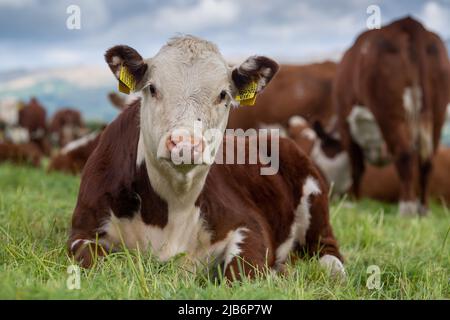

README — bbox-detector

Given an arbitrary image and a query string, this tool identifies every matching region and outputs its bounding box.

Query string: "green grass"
[0,162,449,299]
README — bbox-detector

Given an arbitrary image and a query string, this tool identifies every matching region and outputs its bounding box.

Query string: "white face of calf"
[105,36,278,176]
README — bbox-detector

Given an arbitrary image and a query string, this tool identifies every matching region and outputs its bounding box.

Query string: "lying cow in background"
[48,93,133,175]
[69,36,344,280]
[227,61,337,131]
[334,17,450,216]
[47,131,102,175]
[288,117,450,205]
[49,108,87,147]
[0,142,42,167]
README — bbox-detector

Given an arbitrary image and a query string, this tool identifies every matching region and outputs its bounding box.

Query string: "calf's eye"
[219,90,227,101]
[149,84,157,97]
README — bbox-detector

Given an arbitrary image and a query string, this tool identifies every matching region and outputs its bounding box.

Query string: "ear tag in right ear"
[235,81,258,106]
[118,65,135,94]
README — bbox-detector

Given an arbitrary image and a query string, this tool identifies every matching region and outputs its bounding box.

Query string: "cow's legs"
[223,229,274,281]
[340,121,365,198]
[299,187,345,278]
[418,158,432,216]
[68,208,109,268]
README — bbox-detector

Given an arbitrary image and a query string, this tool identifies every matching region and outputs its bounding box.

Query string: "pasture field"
[0,162,448,300]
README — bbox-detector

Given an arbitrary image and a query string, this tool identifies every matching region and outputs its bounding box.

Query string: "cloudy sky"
[1,0,449,71]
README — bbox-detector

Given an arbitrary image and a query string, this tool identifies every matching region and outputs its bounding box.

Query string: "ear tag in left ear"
[235,81,258,106]
[118,65,135,94]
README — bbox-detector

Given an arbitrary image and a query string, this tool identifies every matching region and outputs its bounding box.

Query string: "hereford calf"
[69,36,344,279]
[334,17,450,216]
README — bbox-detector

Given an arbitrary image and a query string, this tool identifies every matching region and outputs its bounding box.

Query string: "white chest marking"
[101,208,248,268]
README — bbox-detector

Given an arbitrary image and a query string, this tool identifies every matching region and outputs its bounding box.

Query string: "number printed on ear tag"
[118,65,135,94]
[235,81,258,106]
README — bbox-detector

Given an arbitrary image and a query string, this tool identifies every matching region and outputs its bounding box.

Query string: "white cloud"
[0,0,36,8]
[153,0,239,32]
[418,1,450,37]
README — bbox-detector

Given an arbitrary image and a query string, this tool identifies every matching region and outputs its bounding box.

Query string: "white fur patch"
[223,227,248,267]
[301,128,317,141]
[275,176,321,268]
[288,115,307,127]
[61,131,99,155]
[5,127,29,144]
[347,105,387,165]
[0,97,20,126]
[399,200,418,217]
[319,254,346,278]
[70,239,94,251]
[311,142,351,196]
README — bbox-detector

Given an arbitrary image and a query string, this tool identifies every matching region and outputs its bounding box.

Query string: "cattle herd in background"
[1,17,450,214]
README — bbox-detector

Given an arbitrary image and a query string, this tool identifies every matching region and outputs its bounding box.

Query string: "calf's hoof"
[398,201,419,217]
[319,254,346,280]
[418,204,429,217]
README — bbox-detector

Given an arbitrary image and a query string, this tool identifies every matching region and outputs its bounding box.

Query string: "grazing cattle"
[69,36,344,280]
[227,61,337,130]
[18,97,50,155]
[48,94,133,175]
[49,108,87,147]
[0,142,42,167]
[333,17,450,216]
[48,131,102,175]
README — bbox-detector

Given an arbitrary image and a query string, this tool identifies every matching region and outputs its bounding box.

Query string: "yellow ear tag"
[235,81,258,106]
[118,65,135,94]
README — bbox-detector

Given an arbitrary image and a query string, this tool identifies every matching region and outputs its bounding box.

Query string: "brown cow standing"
[49,108,86,147]
[334,17,450,216]
[228,61,337,130]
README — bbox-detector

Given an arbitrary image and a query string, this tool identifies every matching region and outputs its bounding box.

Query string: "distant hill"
[0,66,122,122]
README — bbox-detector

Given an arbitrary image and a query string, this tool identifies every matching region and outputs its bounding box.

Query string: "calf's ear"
[105,45,148,93]
[231,56,279,99]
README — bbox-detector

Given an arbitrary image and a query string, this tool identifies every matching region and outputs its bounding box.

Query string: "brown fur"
[360,147,450,205]
[69,102,342,278]
[228,62,337,130]
[0,142,42,167]
[333,17,450,214]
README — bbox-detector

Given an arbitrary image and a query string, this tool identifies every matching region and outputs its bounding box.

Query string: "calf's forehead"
[150,47,230,91]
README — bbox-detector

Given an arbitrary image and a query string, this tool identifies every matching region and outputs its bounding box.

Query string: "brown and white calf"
[334,17,450,216]
[69,36,344,279]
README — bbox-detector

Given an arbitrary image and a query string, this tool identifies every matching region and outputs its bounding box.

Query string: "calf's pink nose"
[166,134,204,152]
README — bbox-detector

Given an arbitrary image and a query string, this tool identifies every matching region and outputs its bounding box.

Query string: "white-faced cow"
[69,36,344,280]
[334,17,450,216]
